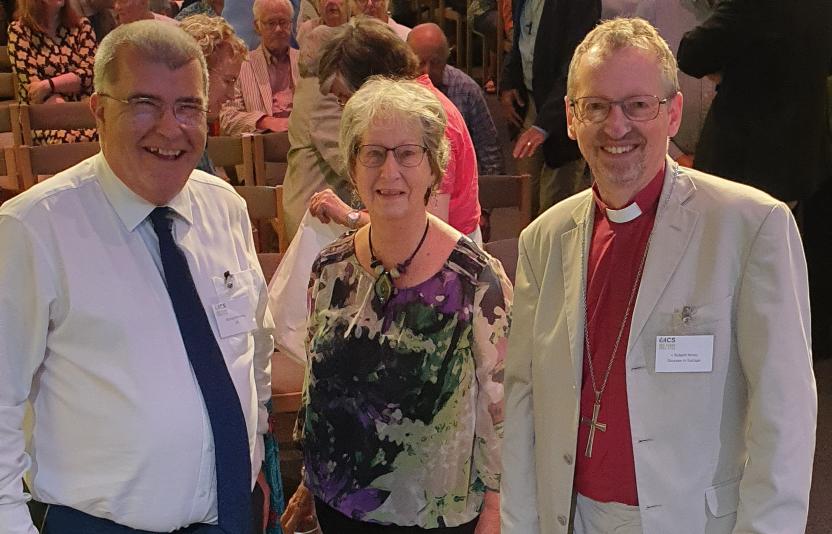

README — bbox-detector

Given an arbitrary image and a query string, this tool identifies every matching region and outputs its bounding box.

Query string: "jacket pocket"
[705,475,741,517]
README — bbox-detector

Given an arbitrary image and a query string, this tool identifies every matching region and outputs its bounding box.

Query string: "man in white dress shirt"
[0,21,274,534]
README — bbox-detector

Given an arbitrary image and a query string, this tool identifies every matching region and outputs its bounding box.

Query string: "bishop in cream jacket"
[501,157,816,534]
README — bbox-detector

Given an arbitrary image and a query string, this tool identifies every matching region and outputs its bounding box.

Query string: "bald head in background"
[406,22,506,175]
[406,23,449,87]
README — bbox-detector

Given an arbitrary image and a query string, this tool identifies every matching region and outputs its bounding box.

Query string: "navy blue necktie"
[149,207,251,534]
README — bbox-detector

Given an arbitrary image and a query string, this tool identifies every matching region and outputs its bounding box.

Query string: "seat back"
[252,131,290,186]
[483,237,519,285]
[257,252,284,284]
[0,46,11,73]
[478,174,532,228]
[0,72,16,103]
[206,134,254,185]
[0,146,18,196]
[234,184,288,253]
[13,142,100,190]
[11,101,96,146]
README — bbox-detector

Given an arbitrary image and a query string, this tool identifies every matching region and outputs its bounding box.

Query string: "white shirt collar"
[605,202,643,223]
[95,152,194,232]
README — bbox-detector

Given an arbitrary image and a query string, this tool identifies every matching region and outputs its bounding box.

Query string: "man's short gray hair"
[94,20,208,95]
[253,0,294,21]
[567,17,680,98]
[340,77,450,188]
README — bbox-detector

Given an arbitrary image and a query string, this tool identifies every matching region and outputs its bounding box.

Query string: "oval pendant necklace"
[368,219,430,305]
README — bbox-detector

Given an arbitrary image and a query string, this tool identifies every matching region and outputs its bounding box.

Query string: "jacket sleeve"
[677,0,750,79]
[499,0,525,94]
[500,235,541,534]
[533,0,600,135]
[220,75,267,136]
[308,92,347,182]
[733,203,815,532]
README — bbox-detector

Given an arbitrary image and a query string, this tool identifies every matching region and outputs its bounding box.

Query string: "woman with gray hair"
[285,77,510,533]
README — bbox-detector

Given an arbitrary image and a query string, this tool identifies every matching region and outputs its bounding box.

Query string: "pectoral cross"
[580,392,607,458]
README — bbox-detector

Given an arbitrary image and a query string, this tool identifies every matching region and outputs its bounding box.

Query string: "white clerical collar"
[606,202,643,223]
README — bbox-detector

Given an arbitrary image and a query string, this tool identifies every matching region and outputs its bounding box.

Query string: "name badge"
[212,295,256,338]
[655,335,714,373]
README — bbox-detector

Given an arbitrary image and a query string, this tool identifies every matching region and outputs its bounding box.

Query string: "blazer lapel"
[627,159,699,358]
[562,194,593,389]
[253,47,273,113]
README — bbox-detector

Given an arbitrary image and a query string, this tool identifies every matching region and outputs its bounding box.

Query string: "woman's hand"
[280,483,321,534]
[309,189,352,227]
[26,79,53,104]
[474,491,501,534]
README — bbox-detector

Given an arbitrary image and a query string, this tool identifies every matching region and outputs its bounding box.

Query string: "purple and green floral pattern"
[300,234,511,528]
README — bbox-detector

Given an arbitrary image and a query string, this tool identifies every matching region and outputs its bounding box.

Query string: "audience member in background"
[467,0,498,92]
[7,0,97,144]
[176,0,224,20]
[179,14,247,173]
[220,0,298,135]
[678,0,832,363]
[69,0,117,40]
[408,23,505,175]
[286,76,510,534]
[296,0,347,43]
[313,17,482,243]
[501,18,815,533]
[350,0,409,40]
[499,0,598,217]
[0,20,274,534]
[282,24,349,239]
[114,0,177,24]
[677,0,831,204]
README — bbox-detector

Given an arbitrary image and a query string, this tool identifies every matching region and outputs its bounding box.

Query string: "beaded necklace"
[368,219,430,304]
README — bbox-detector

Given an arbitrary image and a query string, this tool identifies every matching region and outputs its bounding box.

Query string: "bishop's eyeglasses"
[569,95,671,123]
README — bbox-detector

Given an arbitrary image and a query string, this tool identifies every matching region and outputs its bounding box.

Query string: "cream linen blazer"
[501,158,816,534]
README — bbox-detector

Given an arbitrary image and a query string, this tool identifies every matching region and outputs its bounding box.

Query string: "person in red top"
[303,16,483,244]
[501,17,815,534]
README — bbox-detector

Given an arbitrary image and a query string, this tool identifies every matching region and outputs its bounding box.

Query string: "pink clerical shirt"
[574,168,664,506]
[414,74,480,235]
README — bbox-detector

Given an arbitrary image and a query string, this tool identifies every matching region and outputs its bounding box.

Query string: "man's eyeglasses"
[569,95,671,123]
[257,18,292,30]
[356,144,428,168]
[98,93,208,126]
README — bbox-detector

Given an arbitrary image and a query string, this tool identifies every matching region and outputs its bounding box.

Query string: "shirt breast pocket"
[211,268,259,355]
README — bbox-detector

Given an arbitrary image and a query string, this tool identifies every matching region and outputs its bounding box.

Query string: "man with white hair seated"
[220,0,299,135]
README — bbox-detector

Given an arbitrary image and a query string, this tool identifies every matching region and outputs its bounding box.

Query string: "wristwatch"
[346,209,362,230]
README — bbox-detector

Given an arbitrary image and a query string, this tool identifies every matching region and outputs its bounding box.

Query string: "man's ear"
[565,95,577,140]
[90,93,105,123]
[667,91,683,138]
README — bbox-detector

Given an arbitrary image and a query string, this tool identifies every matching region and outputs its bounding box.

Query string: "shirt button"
[558,514,567,525]
[563,453,573,465]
